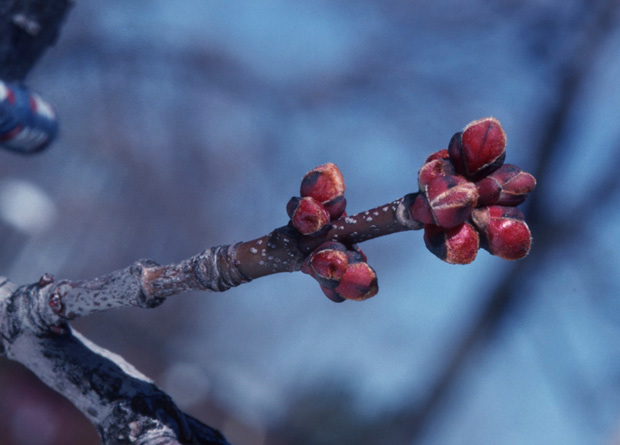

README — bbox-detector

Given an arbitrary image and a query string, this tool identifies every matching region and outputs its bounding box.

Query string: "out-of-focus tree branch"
[0,0,73,81]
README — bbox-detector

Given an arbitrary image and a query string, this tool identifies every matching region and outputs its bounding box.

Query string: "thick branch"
[0,279,228,444]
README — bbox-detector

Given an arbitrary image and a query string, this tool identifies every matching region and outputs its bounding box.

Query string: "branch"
[0,0,73,81]
[40,194,420,321]
[0,278,229,444]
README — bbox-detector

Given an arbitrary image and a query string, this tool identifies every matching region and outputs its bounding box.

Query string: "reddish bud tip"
[476,165,537,206]
[425,149,450,163]
[448,117,507,180]
[424,175,479,228]
[418,158,456,190]
[309,242,349,288]
[424,222,479,264]
[333,261,379,301]
[472,206,532,260]
[300,163,346,204]
[289,196,330,235]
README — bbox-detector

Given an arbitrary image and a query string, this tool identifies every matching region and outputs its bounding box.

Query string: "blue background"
[1,1,620,444]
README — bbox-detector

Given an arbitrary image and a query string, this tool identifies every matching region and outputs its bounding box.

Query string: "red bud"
[418,158,456,190]
[472,206,532,260]
[333,261,378,301]
[448,117,506,180]
[425,149,450,163]
[476,165,537,206]
[424,175,478,228]
[493,164,536,206]
[410,194,435,225]
[323,195,347,220]
[308,242,349,288]
[423,222,479,264]
[288,196,330,235]
[475,177,502,207]
[300,163,345,204]
[349,244,367,263]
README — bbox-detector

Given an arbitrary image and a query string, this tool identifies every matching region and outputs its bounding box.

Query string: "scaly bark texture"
[0,279,229,444]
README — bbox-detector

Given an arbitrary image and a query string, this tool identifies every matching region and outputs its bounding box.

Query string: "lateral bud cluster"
[287,164,378,302]
[287,163,346,235]
[301,241,378,303]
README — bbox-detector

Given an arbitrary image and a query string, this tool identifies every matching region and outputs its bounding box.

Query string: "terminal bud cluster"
[411,117,536,263]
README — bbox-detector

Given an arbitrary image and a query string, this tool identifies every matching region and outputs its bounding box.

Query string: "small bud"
[475,177,502,207]
[418,158,456,190]
[287,196,330,235]
[333,261,378,301]
[349,244,368,263]
[425,149,450,163]
[286,196,301,219]
[308,241,349,289]
[323,195,347,220]
[476,165,537,206]
[448,117,506,180]
[472,206,532,260]
[300,163,345,204]
[410,193,435,225]
[424,175,478,228]
[491,164,536,206]
[423,222,479,264]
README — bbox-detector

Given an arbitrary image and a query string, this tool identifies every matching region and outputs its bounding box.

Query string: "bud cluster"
[287,163,346,235]
[301,241,378,302]
[287,163,378,302]
[286,118,536,302]
[411,117,536,263]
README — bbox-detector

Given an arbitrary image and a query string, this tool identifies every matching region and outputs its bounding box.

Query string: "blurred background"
[1,0,620,443]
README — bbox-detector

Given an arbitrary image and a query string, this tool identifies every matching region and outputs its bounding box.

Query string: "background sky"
[2,1,620,444]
